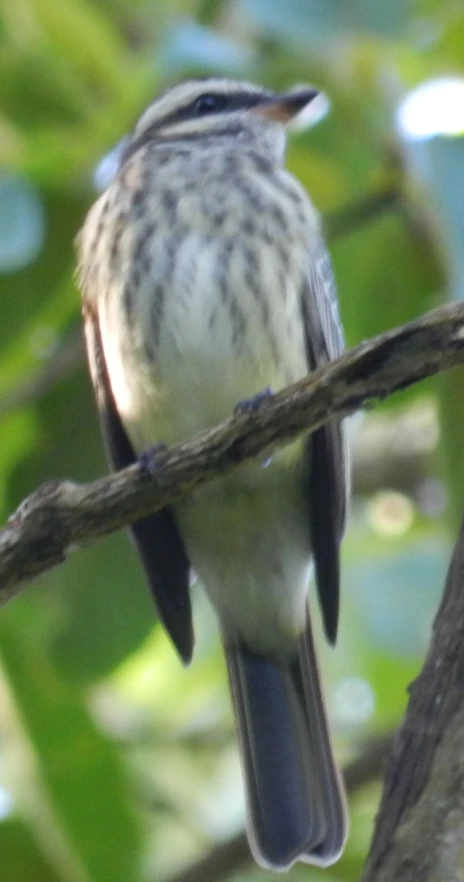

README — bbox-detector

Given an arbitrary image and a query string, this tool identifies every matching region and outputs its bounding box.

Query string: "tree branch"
[0,302,464,604]
[163,733,394,882]
[362,514,464,882]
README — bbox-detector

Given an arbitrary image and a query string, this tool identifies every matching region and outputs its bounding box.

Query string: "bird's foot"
[234,388,275,468]
[138,442,168,479]
[234,387,274,416]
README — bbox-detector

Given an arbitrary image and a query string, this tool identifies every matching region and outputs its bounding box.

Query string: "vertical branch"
[362,516,464,882]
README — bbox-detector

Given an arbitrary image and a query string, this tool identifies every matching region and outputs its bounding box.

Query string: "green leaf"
[0,597,141,882]
[0,816,62,882]
[331,210,443,348]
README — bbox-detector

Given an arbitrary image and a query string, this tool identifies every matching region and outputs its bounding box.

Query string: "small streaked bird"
[78,77,350,871]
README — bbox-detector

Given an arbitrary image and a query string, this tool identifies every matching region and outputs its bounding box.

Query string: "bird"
[77,76,350,871]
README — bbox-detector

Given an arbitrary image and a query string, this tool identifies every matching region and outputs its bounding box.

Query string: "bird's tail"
[224,615,347,871]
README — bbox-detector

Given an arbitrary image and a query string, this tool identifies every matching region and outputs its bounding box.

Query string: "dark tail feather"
[225,616,347,870]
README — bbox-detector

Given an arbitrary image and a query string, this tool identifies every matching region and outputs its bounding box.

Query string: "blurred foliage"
[0,0,463,880]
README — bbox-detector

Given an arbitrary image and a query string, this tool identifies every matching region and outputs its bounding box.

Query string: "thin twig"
[326,187,400,241]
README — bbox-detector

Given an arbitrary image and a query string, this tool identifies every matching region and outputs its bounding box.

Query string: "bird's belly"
[175,461,312,655]
[104,230,308,449]
[100,232,312,653]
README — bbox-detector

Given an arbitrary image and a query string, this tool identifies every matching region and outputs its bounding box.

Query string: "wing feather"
[301,237,349,644]
[83,303,193,663]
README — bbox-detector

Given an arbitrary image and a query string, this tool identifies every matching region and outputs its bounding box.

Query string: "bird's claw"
[234,387,274,416]
[138,442,168,479]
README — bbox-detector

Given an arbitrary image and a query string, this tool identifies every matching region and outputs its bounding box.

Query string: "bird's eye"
[192,94,229,116]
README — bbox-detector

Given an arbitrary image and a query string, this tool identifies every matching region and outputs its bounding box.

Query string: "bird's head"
[124,78,318,162]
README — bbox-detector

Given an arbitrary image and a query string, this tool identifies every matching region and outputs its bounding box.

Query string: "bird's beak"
[251,89,319,123]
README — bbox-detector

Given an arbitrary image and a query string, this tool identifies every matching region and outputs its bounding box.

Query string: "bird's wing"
[82,302,194,664]
[300,237,349,644]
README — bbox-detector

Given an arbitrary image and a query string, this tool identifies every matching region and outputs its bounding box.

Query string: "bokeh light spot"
[0,174,45,274]
[397,77,464,141]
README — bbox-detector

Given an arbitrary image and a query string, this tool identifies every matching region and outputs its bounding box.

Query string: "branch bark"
[362,515,464,882]
[0,302,464,604]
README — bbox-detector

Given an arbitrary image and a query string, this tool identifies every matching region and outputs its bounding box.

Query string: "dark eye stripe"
[121,89,273,162]
[164,90,269,126]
